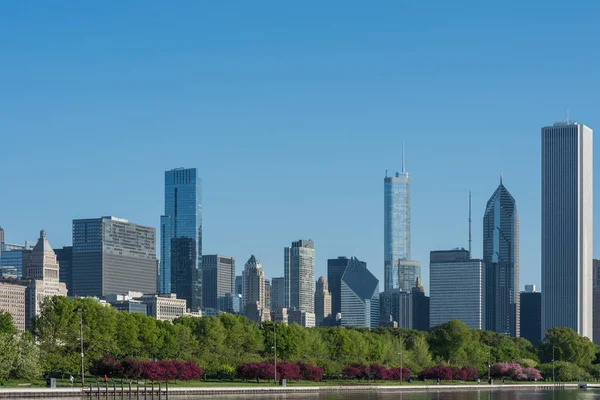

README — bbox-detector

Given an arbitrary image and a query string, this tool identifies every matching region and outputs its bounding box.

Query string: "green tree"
[0,311,16,335]
[539,361,587,382]
[539,327,596,366]
[428,319,472,364]
[0,333,18,383]
[11,332,42,380]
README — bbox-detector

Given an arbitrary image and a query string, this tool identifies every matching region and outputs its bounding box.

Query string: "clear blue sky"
[2,2,600,294]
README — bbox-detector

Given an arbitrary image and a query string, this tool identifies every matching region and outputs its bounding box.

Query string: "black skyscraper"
[327,256,366,317]
[520,290,541,345]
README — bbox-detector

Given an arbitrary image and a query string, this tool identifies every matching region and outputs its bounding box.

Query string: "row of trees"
[90,355,203,381]
[0,296,596,382]
[0,313,42,383]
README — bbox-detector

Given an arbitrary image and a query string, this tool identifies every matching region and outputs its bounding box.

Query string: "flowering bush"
[342,364,366,379]
[419,365,453,381]
[276,361,302,381]
[388,367,411,381]
[523,367,542,381]
[139,360,203,382]
[120,358,143,380]
[298,363,324,381]
[369,364,389,380]
[490,363,541,381]
[237,362,274,380]
[90,354,122,378]
[342,364,411,381]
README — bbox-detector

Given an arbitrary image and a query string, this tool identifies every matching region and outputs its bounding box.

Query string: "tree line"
[0,296,598,383]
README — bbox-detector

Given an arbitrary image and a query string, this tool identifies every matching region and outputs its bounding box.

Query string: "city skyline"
[4,2,600,296]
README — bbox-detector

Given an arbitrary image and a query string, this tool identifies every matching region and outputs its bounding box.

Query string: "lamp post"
[73,308,86,387]
[274,323,277,385]
[398,351,403,385]
[488,346,491,384]
[552,346,555,384]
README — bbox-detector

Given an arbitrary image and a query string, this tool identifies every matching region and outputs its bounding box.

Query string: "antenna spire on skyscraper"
[468,191,472,258]
[402,142,406,173]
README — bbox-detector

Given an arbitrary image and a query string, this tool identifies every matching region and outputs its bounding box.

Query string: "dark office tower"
[542,122,593,339]
[235,275,243,296]
[72,217,157,297]
[327,256,367,317]
[411,277,430,331]
[0,227,4,257]
[271,277,285,310]
[520,285,541,346]
[160,168,202,311]
[483,177,520,337]
[54,246,73,296]
[341,257,379,329]
[201,255,235,310]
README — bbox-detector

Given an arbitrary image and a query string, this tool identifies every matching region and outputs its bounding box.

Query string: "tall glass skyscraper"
[483,178,520,337]
[384,150,418,292]
[542,122,593,339]
[160,168,203,311]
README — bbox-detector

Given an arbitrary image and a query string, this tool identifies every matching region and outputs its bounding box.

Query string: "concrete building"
[0,282,26,332]
[328,257,367,317]
[271,277,285,311]
[54,246,72,296]
[264,278,271,314]
[340,257,379,329]
[379,289,412,329]
[218,293,242,313]
[242,255,266,311]
[484,177,520,337]
[24,230,68,330]
[289,310,315,327]
[430,249,485,329]
[284,240,315,312]
[542,122,593,339]
[160,168,203,311]
[104,294,148,315]
[245,301,270,324]
[72,217,157,297]
[520,285,542,346]
[139,293,187,322]
[201,255,235,310]
[412,277,430,331]
[314,276,332,326]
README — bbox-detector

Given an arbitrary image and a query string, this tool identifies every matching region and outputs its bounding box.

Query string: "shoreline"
[0,383,587,398]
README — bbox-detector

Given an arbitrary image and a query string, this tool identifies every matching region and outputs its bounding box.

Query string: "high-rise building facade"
[0,242,33,278]
[264,278,271,314]
[328,256,367,317]
[483,178,520,337]
[271,277,285,310]
[0,282,26,333]
[242,255,266,310]
[235,275,243,295]
[542,122,593,339]
[201,255,235,310]
[0,227,4,257]
[520,285,541,345]
[430,249,485,329]
[24,230,68,330]
[314,276,332,326]
[412,277,430,331]
[385,259,421,292]
[341,257,379,329]
[160,168,202,311]
[54,246,73,296]
[72,217,157,297]
[284,240,315,312]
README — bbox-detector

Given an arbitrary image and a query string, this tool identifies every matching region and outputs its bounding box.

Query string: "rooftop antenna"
[385,169,388,178]
[468,191,472,259]
[402,142,406,173]
[567,110,570,123]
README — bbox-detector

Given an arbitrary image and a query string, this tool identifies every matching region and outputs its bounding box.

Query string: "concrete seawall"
[0,383,582,398]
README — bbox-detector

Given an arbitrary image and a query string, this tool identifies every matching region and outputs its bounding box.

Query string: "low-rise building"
[139,293,187,322]
[288,310,315,327]
[0,282,26,332]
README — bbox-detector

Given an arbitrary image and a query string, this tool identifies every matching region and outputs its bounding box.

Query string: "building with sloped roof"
[340,257,379,329]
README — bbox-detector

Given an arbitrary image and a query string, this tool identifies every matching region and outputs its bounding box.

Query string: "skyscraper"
[264,278,271,314]
[160,168,203,311]
[0,227,4,257]
[430,249,485,329]
[201,255,235,310]
[242,255,266,310]
[54,246,73,296]
[483,178,520,337]
[24,230,68,330]
[341,257,379,329]
[412,277,430,331]
[314,276,332,326]
[328,256,367,317]
[384,152,421,292]
[72,217,157,297]
[271,277,285,310]
[520,285,541,346]
[284,240,315,312]
[541,122,593,339]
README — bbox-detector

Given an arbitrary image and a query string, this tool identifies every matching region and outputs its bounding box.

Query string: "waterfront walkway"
[0,383,580,398]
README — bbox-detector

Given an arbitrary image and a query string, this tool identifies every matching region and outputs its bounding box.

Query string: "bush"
[388,367,411,381]
[298,363,324,381]
[121,358,143,380]
[523,367,542,381]
[237,362,274,381]
[539,361,586,382]
[276,361,301,381]
[369,364,389,380]
[342,364,366,379]
[90,354,121,378]
[419,365,453,381]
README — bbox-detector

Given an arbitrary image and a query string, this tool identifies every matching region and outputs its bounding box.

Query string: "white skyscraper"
[284,240,315,313]
[542,121,593,339]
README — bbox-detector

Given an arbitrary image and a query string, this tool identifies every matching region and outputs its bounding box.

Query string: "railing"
[86,381,169,399]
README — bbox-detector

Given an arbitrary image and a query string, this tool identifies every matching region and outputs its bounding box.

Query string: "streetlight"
[488,346,491,385]
[552,346,555,384]
[273,322,277,385]
[398,350,403,385]
[73,308,86,387]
